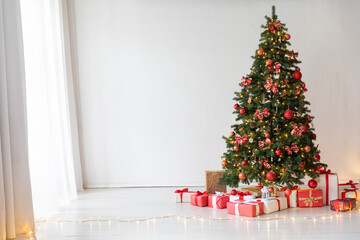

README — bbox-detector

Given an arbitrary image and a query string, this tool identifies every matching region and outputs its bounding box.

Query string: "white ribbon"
[212,192,225,209]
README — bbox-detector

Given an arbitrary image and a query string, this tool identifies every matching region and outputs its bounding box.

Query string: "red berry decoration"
[275,149,282,156]
[240,108,246,114]
[257,48,264,56]
[234,104,239,110]
[266,59,273,66]
[300,162,305,168]
[292,71,302,80]
[284,33,291,40]
[315,154,321,161]
[231,189,237,195]
[313,134,317,139]
[230,132,235,137]
[242,160,248,166]
[284,109,293,119]
[285,188,292,196]
[308,179,318,189]
[239,172,247,180]
[266,171,276,181]
[234,145,239,151]
[221,160,228,167]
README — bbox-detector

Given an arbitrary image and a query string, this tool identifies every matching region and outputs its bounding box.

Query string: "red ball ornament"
[266,59,273,66]
[234,104,239,110]
[268,187,274,193]
[266,171,276,181]
[284,109,294,119]
[257,48,264,56]
[275,149,282,156]
[240,108,246,114]
[284,33,291,40]
[231,189,237,195]
[308,179,318,189]
[292,71,302,80]
[221,160,228,167]
[285,188,292,196]
[242,160,248,166]
[239,172,247,180]
[315,154,321,161]
[234,145,239,151]
[230,132,235,137]
[313,134,317,139]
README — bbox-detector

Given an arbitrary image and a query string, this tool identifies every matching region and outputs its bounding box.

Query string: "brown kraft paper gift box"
[205,170,227,194]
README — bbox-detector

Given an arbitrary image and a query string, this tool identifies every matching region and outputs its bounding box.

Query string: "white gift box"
[175,193,191,203]
[278,190,298,208]
[339,180,359,200]
[229,195,256,203]
[260,197,287,214]
[317,171,339,205]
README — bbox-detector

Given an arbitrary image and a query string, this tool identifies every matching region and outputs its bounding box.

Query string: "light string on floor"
[34,208,359,225]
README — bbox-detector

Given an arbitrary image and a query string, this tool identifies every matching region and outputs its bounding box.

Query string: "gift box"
[190,192,208,207]
[208,192,230,209]
[229,191,256,202]
[241,186,262,197]
[339,180,359,200]
[260,197,288,214]
[205,170,227,194]
[298,189,323,207]
[317,168,339,205]
[174,188,198,203]
[278,186,299,208]
[227,200,264,217]
[330,198,356,211]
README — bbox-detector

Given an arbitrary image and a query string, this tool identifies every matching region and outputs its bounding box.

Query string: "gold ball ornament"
[234,145,239,151]
[284,34,291,40]
[257,48,264,56]
[264,132,271,138]
[304,146,311,152]
[221,160,228,167]
[239,172,247,180]
[266,59,273,66]
[268,187,274,193]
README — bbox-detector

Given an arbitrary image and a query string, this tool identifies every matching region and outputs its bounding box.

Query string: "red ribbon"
[279,186,298,207]
[341,188,358,199]
[289,50,298,60]
[240,76,252,86]
[274,198,280,211]
[319,168,336,205]
[235,134,248,145]
[175,188,197,202]
[296,82,308,95]
[339,180,358,188]
[264,79,278,94]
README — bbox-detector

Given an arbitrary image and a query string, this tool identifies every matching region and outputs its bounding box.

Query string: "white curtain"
[0,0,35,239]
[20,0,83,217]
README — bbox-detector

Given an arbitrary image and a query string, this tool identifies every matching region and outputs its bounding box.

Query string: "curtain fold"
[0,0,35,239]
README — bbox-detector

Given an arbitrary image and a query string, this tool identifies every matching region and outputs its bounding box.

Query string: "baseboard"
[84,184,205,189]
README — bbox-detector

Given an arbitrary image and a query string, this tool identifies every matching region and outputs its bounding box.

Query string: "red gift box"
[190,192,208,207]
[208,193,229,209]
[227,200,264,217]
[298,189,323,207]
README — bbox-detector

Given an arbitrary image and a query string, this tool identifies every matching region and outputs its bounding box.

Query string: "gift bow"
[274,62,281,73]
[240,76,252,86]
[175,188,197,202]
[269,23,275,33]
[291,123,306,137]
[275,21,281,30]
[341,188,358,199]
[235,134,248,145]
[289,50,298,60]
[296,82,308,95]
[195,191,207,196]
[264,79,278,93]
[279,186,298,192]
[236,191,250,196]
[255,108,270,120]
[339,180,359,188]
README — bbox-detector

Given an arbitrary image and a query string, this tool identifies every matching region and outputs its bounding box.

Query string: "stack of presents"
[174,170,359,218]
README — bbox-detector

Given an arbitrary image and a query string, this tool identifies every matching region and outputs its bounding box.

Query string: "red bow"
[269,23,275,33]
[174,188,197,202]
[255,108,270,120]
[237,191,250,196]
[289,50,298,60]
[264,162,271,169]
[296,82,308,95]
[318,167,332,175]
[264,79,278,93]
[196,191,207,196]
[279,186,298,191]
[240,76,252,86]
[235,134,248,145]
[275,21,281,30]
[291,143,299,153]
[341,188,358,199]
[339,180,359,188]
[275,62,281,73]
[291,123,306,137]
[284,146,292,155]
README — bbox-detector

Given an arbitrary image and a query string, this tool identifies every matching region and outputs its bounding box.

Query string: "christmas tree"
[219,6,326,188]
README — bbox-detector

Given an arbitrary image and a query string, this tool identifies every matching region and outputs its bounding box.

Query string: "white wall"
[71,0,360,187]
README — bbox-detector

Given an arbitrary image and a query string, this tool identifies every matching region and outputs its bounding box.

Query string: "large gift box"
[227,200,264,217]
[208,192,230,209]
[260,197,288,214]
[229,191,256,202]
[278,186,299,208]
[339,180,359,200]
[330,198,357,212]
[298,189,323,207]
[190,192,208,207]
[205,170,227,194]
[174,188,198,203]
[317,168,339,205]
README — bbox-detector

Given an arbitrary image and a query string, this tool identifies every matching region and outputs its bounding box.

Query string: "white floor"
[20,187,360,240]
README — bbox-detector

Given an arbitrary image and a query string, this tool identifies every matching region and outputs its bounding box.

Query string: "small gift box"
[339,180,359,200]
[298,189,323,207]
[260,197,288,214]
[174,188,198,203]
[278,186,299,208]
[241,186,262,197]
[330,198,356,211]
[317,168,339,205]
[227,200,264,217]
[190,192,208,207]
[208,192,230,209]
[229,191,256,202]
